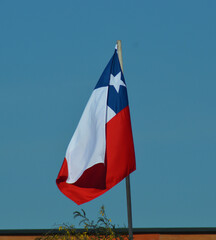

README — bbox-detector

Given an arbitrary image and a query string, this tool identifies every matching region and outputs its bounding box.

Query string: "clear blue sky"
[0,0,216,230]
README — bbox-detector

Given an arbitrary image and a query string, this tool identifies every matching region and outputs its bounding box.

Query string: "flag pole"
[117,40,133,240]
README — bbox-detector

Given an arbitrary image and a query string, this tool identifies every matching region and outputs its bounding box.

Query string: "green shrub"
[36,206,129,240]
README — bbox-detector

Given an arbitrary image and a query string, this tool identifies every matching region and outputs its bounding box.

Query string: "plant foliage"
[36,206,129,240]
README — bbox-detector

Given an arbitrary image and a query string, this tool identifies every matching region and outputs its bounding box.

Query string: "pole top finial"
[116,40,123,72]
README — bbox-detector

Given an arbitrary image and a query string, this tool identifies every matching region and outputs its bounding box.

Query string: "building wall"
[135,234,216,240]
[1,234,216,240]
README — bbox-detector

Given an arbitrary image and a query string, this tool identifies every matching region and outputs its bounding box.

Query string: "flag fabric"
[56,47,136,205]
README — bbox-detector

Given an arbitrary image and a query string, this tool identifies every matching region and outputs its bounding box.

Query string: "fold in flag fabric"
[56,47,136,205]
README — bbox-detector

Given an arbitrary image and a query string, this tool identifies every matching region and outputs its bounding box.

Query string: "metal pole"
[117,40,133,240]
[126,175,133,240]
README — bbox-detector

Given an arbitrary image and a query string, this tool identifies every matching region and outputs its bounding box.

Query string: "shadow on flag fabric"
[56,47,136,205]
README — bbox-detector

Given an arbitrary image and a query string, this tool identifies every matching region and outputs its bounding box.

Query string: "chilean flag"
[56,47,136,205]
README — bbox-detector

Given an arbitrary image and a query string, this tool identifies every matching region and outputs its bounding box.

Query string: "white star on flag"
[109,72,126,93]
